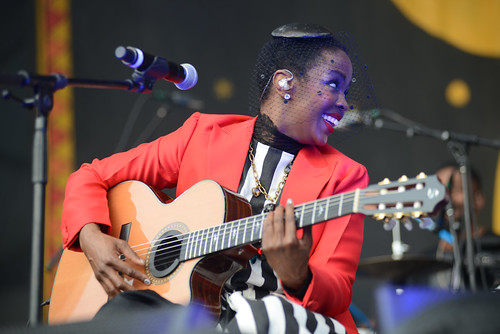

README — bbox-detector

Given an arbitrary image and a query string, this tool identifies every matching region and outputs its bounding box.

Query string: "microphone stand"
[0,69,160,326]
[370,110,500,292]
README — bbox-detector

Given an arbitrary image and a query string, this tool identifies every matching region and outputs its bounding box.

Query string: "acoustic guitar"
[48,174,445,323]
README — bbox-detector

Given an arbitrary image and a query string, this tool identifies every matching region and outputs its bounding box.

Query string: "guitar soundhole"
[148,230,182,279]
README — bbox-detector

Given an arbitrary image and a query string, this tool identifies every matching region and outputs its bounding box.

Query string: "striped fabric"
[224,292,346,334]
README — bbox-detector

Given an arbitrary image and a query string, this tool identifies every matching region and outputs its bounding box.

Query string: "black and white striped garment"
[224,292,346,334]
[218,140,346,334]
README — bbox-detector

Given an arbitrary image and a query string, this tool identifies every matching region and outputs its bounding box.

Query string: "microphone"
[115,46,198,90]
[336,108,381,129]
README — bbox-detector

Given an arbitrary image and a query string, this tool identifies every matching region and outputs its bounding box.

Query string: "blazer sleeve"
[284,160,369,318]
[61,112,204,250]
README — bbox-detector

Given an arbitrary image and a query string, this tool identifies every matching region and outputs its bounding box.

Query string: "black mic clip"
[129,57,169,93]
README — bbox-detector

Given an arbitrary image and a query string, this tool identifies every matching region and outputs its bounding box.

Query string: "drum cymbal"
[357,254,452,282]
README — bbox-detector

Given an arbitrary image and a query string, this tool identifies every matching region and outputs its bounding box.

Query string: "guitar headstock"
[358,173,447,220]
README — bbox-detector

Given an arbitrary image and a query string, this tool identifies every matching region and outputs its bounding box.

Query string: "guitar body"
[49,180,254,324]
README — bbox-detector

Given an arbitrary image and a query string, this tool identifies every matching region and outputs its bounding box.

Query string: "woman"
[61,23,369,334]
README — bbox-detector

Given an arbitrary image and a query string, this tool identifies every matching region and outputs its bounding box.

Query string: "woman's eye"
[328,81,338,89]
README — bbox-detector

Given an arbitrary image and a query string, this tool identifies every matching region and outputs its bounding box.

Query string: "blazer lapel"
[280,145,334,206]
[207,117,256,192]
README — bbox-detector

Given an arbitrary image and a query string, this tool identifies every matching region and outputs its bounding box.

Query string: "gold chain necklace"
[248,144,292,203]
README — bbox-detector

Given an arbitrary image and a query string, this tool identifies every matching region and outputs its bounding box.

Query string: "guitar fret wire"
[338,193,343,216]
[325,197,330,221]
[203,227,209,255]
[235,221,241,246]
[194,230,203,256]
[191,230,197,258]
[228,223,233,249]
[258,214,264,238]
[242,217,248,244]
[311,201,317,225]
[221,223,227,251]
[214,225,220,251]
[186,231,193,259]
[198,230,205,256]
[231,223,237,248]
[209,226,214,253]
[250,216,256,241]
[129,191,360,260]
[193,230,199,258]
[353,189,360,213]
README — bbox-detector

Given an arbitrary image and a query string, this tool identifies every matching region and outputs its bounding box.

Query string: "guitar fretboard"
[179,190,358,261]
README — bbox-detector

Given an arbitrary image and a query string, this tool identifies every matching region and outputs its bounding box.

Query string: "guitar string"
[130,191,361,259]
[131,190,362,256]
[146,186,424,261]
[128,191,360,261]
[128,191,359,255]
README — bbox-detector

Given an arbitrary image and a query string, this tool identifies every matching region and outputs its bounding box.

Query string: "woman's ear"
[272,69,294,95]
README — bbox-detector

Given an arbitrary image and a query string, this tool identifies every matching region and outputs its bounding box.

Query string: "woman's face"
[274,49,353,146]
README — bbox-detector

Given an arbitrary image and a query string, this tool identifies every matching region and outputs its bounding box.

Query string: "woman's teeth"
[322,114,339,127]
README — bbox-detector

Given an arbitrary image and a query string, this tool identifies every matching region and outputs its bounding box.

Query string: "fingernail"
[144,278,151,285]
[287,198,293,205]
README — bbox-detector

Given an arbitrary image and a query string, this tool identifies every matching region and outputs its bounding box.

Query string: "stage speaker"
[376,284,500,334]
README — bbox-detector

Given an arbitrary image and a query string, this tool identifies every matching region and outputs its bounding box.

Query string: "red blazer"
[62,112,368,333]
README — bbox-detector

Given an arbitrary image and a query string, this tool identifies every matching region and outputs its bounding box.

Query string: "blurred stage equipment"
[375,284,500,334]
[358,213,452,284]
[114,89,205,153]
[358,254,452,284]
[360,107,500,292]
[0,303,215,334]
[0,47,199,326]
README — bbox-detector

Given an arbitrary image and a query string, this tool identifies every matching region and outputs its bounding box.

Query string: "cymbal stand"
[391,219,409,260]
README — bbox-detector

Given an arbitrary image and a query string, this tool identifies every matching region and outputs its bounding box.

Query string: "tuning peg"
[402,217,413,231]
[416,217,436,230]
[374,213,386,220]
[378,178,390,185]
[383,218,397,231]
[416,172,427,179]
[398,175,408,182]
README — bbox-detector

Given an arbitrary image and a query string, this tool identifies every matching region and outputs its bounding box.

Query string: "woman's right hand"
[78,223,151,298]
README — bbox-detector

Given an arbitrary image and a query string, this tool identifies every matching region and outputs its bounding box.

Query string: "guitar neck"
[180,190,358,261]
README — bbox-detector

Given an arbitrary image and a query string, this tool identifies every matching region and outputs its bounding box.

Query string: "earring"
[283,93,291,104]
[279,79,290,90]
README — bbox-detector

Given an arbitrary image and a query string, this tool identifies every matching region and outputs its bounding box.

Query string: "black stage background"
[1,0,499,329]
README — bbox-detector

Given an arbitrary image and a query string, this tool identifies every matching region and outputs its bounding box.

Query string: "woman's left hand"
[261,199,312,291]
